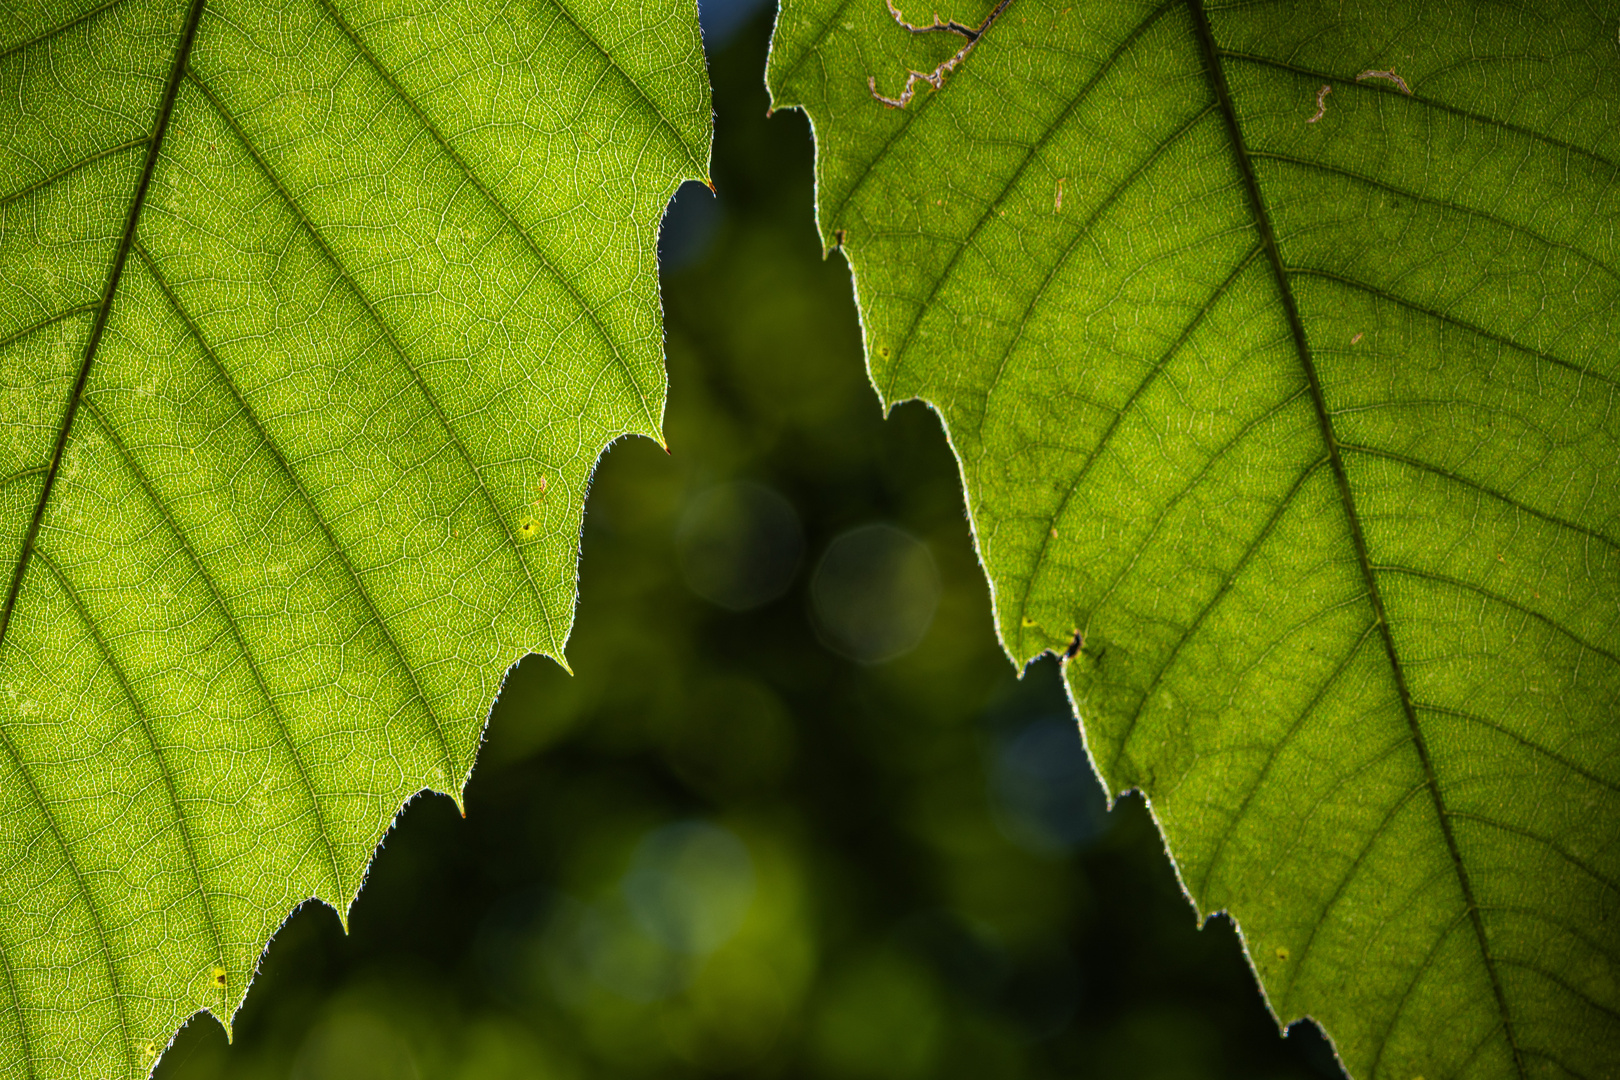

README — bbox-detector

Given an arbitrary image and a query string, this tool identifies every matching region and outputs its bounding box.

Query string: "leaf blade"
[0,0,709,1073]
[767,0,1620,1074]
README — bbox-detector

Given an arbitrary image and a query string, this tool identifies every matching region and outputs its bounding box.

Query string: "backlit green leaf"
[767,0,1618,1075]
[0,0,708,1074]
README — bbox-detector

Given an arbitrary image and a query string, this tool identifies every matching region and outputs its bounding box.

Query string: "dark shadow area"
[155,8,1347,1079]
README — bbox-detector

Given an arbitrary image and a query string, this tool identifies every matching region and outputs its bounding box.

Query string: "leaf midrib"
[0,5,205,1070]
[0,0,206,658]
[1187,0,1527,1072]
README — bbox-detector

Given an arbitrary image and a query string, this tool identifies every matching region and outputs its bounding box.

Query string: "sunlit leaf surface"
[767,0,1619,1074]
[0,0,708,1073]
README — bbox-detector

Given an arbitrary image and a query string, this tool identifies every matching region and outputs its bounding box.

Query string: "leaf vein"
[770,0,862,94]
[0,698,135,1075]
[1195,622,1379,898]
[1495,957,1620,1024]
[1447,810,1620,897]
[1108,455,1327,778]
[79,393,348,898]
[1248,149,1620,289]
[1368,908,1476,1080]
[1011,244,1262,653]
[313,0,664,437]
[972,100,1221,427]
[1288,266,1619,392]
[1218,49,1620,176]
[0,0,127,66]
[1477,904,1620,967]
[0,306,98,356]
[1521,1047,1599,1080]
[183,67,562,669]
[1371,563,1620,668]
[0,137,151,212]
[0,940,36,1080]
[0,0,206,678]
[1278,779,1429,1013]
[1085,383,1311,625]
[1414,701,1620,797]
[1339,442,1620,557]
[879,0,1181,403]
[29,547,227,980]
[1192,3,1525,1066]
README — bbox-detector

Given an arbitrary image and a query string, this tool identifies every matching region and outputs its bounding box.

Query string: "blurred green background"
[154,7,1348,1079]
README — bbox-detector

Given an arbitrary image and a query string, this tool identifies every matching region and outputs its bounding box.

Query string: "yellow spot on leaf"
[1275,946,1290,962]
[211,966,227,989]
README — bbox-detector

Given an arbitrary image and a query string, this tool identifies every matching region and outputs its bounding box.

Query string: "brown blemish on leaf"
[1356,69,1412,94]
[1307,84,1331,123]
[1275,946,1290,962]
[1063,629,1083,660]
[868,0,1016,109]
[211,966,227,989]
[1351,332,1363,345]
[518,477,549,524]
[1054,177,1066,213]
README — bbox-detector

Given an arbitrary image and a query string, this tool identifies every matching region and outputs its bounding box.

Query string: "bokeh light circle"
[676,482,804,611]
[623,820,755,956]
[810,524,941,663]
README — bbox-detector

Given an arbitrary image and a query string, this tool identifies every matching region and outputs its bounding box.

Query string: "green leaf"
[0,0,707,1073]
[767,0,1618,1075]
